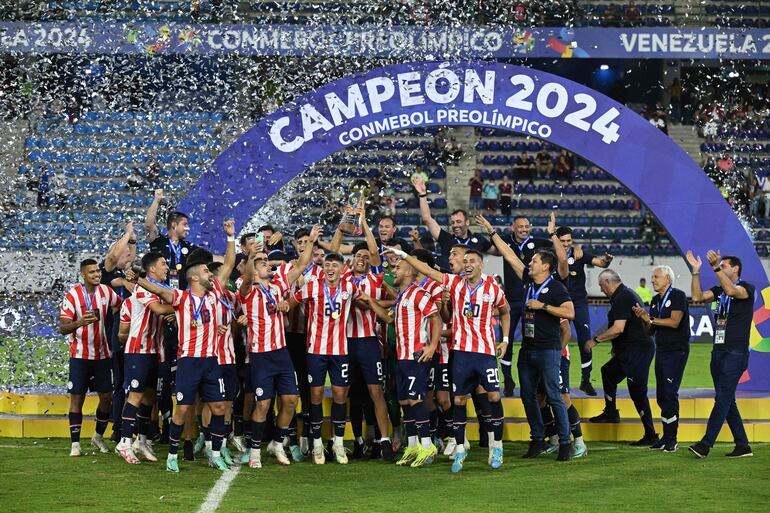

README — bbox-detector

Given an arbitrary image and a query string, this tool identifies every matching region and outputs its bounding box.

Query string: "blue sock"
[453,405,467,447]
[568,405,582,439]
[95,408,110,436]
[490,400,504,442]
[203,425,211,441]
[402,404,416,438]
[121,402,138,440]
[413,402,430,439]
[168,420,184,455]
[210,414,225,452]
[274,426,290,444]
[331,402,347,438]
[429,408,438,437]
[250,420,265,449]
[310,403,324,441]
[68,412,83,443]
[137,404,152,437]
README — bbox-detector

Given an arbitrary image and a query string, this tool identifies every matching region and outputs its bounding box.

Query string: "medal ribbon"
[258,283,276,314]
[324,282,341,318]
[190,292,206,323]
[168,239,182,267]
[81,284,95,311]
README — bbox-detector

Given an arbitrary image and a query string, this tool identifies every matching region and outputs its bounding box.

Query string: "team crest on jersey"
[181,247,189,255]
[341,292,350,300]
[67,381,73,390]
[307,374,313,384]
[568,257,575,265]
[471,237,478,244]
[306,275,317,283]
[176,392,184,401]
[452,383,456,393]
[130,379,139,389]
[541,288,549,294]
[256,387,264,397]
[482,293,491,301]
[665,300,671,307]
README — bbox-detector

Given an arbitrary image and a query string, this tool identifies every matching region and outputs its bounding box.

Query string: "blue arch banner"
[178,61,770,390]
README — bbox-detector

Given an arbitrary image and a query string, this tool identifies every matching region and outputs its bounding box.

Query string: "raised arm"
[286,225,322,285]
[686,250,715,302]
[362,294,394,324]
[475,214,525,279]
[329,225,344,254]
[104,221,135,272]
[547,213,569,280]
[386,246,444,284]
[144,189,163,242]
[218,219,237,285]
[412,175,441,240]
[137,277,174,304]
[59,312,96,336]
[497,303,511,358]
[591,252,614,268]
[239,248,256,298]
[707,249,749,299]
[361,215,381,267]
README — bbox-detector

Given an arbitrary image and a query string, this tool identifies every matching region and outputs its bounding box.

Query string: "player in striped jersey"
[364,257,441,468]
[283,252,362,465]
[386,246,511,472]
[115,251,174,464]
[240,225,320,469]
[59,258,123,457]
[139,225,236,472]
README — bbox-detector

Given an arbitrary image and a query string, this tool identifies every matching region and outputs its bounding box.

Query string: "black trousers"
[601,350,656,436]
[655,349,689,441]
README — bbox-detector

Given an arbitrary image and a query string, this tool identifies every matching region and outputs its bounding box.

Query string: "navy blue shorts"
[286,332,308,391]
[123,354,159,394]
[451,351,500,396]
[68,357,113,395]
[349,336,384,386]
[175,356,225,405]
[432,361,451,392]
[221,363,238,402]
[307,353,350,388]
[397,360,431,401]
[250,348,299,401]
[537,356,571,395]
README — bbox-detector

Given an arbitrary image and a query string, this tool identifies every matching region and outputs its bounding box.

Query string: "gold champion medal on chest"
[176,264,183,270]
[331,311,340,320]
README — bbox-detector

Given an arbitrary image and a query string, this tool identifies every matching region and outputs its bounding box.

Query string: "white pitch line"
[196,464,241,513]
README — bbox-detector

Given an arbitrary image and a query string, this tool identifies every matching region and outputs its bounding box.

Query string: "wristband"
[227,236,235,243]
[502,336,509,343]
[548,232,556,237]
[713,267,721,272]
[418,193,427,198]
[128,240,137,245]
[593,337,599,344]
[487,231,496,237]
[542,304,548,312]
[692,272,700,276]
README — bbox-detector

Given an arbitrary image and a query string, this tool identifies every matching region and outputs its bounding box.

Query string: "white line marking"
[196,464,241,513]
[588,446,619,451]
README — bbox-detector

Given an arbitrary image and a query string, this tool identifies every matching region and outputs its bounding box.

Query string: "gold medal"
[382,260,389,268]
[331,311,340,320]
[176,263,183,270]
[465,309,474,318]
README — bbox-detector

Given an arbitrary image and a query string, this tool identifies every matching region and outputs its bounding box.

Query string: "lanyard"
[718,293,732,318]
[147,276,172,289]
[168,239,182,265]
[324,282,341,317]
[567,247,574,261]
[392,283,414,313]
[657,287,673,315]
[190,292,206,322]
[352,273,367,286]
[419,277,429,288]
[303,263,316,276]
[219,296,234,315]
[81,284,95,310]
[455,234,471,245]
[465,278,483,306]
[527,276,553,303]
[258,283,276,308]
[515,236,532,253]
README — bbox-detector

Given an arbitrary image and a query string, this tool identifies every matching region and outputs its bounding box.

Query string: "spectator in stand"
[499,175,513,217]
[717,154,735,174]
[624,0,641,27]
[603,3,620,26]
[670,79,682,123]
[554,149,574,184]
[37,166,51,208]
[636,278,653,306]
[468,170,484,211]
[52,170,66,209]
[753,174,770,218]
[535,148,553,180]
[145,161,161,188]
[483,180,498,214]
[514,151,536,184]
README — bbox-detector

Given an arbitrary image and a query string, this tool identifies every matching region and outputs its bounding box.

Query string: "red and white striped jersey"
[560,318,570,360]
[443,273,507,356]
[214,289,238,365]
[393,283,438,360]
[279,261,323,334]
[60,283,121,360]
[419,277,450,364]
[120,286,164,356]
[294,278,359,355]
[172,278,225,359]
[239,274,290,353]
[344,270,385,339]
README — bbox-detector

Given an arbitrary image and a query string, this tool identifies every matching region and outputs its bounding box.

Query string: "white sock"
[250,447,260,458]
[120,437,132,445]
[212,450,220,458]
[72,441,80,447]
[575,436,584,445]
[455,443,466,454]
[447,437,456,445]
[380,436,390,442]
[138,434,147,444]
[421,437,432,449]
[313,438,323,449]
[408,435,419,448]
[495,440,503,449]
[356,436,364,444]
[487,431,494,444]
[205,440,212,451]
[334,436,344,447]
[168,453,177,460]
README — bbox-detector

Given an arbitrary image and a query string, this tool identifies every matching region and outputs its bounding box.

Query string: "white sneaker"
[70,442,81,457]
[248,448,262,469]
[300,436,310,456]
[272,443,291,465]
[443,438,457,456]
[312,446,326,465]
[116,441,140,464]
[230,434,246,453]
[91,434,110,453]
[266,440,279,456]
[464,439,470,451]
[332,444,348,465]
[133,439,158,462]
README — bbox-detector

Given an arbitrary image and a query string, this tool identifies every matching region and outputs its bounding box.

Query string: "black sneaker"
[478,428,489,449]
[725,445,753,458]
[183,440,195,461]
[630,433,659,447]
[522,439,547,459]
[589,409,620,423]
[649,438,666,450]
[110,430,121,444]
[503,378,515,397]
[369,440,382,460]
[556,443,572,461]
[380,440,394,462]
[688,441,710,458]
[663,440,678,453]
[351,440,365,459]
[579,380,597,396]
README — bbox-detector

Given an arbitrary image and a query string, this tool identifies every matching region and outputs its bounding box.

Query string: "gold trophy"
[338,179,370,234]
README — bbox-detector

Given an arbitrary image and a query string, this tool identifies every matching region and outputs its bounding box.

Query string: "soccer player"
[115,251,174,464]
[555,225,613,395]
[364,257,441,468]
[282,251,362,465]
[240,225,320,468]
[385,246,510,472]
[632,265,690,452]
[686,251,754,458]
[586,269,659,447]
[59,259,122,456]
[138,225,235,472]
